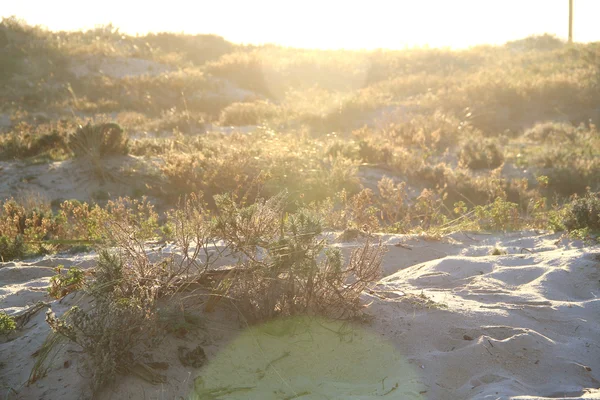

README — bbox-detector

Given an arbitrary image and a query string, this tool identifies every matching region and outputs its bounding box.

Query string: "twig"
[462,231,480,242]
[394,242,412,250]
[265,351,291,370]
[484,345,493,356]
[381,383,399,396]
[283,391,311,400]
[129,362,167,384]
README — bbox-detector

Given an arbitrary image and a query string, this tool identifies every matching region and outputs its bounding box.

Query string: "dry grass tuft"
[69,122,128,158]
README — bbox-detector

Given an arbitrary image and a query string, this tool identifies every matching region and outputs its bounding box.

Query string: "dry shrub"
[520,123,600,197]
[0,196,63,260]
[166,192,221,275]
[443,167,508,207]
[231,239,383,322]
[36,194,225,393]
[326,134,394,165]
[345,189,380,232]
[458,136,504,170]
[40,199,169,393]
[306,176,447,234]
[0,197,57,239]
[213,192,284,252]
[505,34,565,51]
[377,177,410,230]
[411,189,448,230]
[205,51,270,94]
[0,196,147,260]
[214,193,384,321]
[0,121,72,161]
[160,148,265,203]
[38,191,384,392]
[325,140,358,160]
[159,133,361,207]
[358,139,393,164]
[45,251,162,393]
[524,121,577,143]
[150,108,205,135]
[57,200,107,242]
[382,111,470,153]
[304,190,350,231]
[218,100,282,126]
[546,166,598,197]
[69,68,217,116]
[142,32,234,65]
[205,48,368,100]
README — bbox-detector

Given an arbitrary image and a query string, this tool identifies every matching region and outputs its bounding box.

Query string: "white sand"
[0,156,161,205]
[1,231,599,399]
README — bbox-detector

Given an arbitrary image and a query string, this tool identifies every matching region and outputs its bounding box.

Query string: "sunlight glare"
[2,0,600,49]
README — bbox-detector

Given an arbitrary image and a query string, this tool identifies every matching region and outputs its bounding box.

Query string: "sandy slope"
[0,156,161,206]
[1,231,599,399]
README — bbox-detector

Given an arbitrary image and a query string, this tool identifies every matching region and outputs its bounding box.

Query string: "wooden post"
[568,0,573,43]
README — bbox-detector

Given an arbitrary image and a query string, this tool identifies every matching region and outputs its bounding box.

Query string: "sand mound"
[0,155,160,206]
[1,232,599,399]
[369,232,600,399]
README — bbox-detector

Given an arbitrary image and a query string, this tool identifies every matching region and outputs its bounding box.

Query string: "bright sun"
[2,0,599,49]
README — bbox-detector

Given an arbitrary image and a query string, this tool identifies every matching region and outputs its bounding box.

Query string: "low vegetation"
[562,191,600,234]
[0,312,16,335]
[69,122,128,158]
[47,266,86,299]
[1,17,599,396]
[33,191,385,392]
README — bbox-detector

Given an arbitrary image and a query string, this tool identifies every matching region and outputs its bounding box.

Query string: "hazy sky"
[2,0,599,49]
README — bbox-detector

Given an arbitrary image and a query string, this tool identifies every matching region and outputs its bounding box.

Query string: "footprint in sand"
[469,373,509,388]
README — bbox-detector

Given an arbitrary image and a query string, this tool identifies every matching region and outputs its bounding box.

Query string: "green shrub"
[0,312,16,335]
[47,266,86,299]
[69,122,128,158]
[475,197,521,231]
[0,234,25,261]
[562,191,600,232]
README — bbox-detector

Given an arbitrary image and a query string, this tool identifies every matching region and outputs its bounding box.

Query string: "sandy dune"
[0,156,161,206]
[1,231,599,399]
